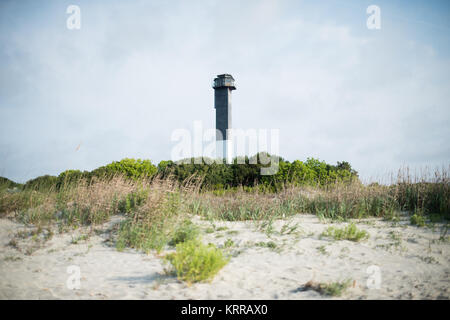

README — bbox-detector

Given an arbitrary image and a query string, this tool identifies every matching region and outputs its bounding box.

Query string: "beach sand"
[1,214,449,299]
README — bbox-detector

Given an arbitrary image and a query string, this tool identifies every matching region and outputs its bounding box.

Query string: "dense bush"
[18,159,159,192]
[321,223,370,242]
[157,154,358,190]
[12,155,357,193]
[6,155,448,220]
[164,239,229,283]
[0,177,23,191]
[56,170,90,190]
[23,175,58,191]
[91,158,157,180]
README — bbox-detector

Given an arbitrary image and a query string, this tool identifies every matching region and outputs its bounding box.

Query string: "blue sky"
[0,0,449,183]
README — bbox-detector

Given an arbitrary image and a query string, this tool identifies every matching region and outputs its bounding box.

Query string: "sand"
[0,213,449,299]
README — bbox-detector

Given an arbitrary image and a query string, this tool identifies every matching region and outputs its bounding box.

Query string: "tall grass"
[186,167,449,222]
[393,166,449,215]
[187,182,398,221]
[0,167,448,254]
[115,178,187,253]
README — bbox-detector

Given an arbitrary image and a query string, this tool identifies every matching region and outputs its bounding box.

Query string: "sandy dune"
[0,214,449,299]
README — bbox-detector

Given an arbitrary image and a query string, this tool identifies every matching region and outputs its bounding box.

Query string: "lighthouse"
[213,74,236,162]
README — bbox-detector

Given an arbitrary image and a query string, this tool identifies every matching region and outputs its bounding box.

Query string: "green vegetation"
[303,279,352,297]
[115,181,185,253]
[223,238,234,248]
[93,158,157,181]
[164,239,229,284]
[410,213,426,227]
[0,177,23,191]
[419,256,438,264]
[24,175,58,191]
[3,255,22,262]
[159,156,358,191]
[255,241,277,250]
[317,245,329,255]
[321,223,369,242]
[0,158,448,262]
[205,227,215,234]
[169,220,200,245]
[3,156,447,222]
[71,234,89,244]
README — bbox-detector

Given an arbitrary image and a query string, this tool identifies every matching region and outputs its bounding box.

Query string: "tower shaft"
[215,87,232,140]
[213,74,236,142]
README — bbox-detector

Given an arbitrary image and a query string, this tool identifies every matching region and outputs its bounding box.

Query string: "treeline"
[159,155,358,190]
[0,177,22,191]
[1,154,359,192]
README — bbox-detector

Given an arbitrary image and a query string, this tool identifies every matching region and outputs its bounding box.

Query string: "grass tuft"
[303,279,352,296]
[164,239,229,284]
[169,219,199,246]
[410,213,426,227]
[321,223,369,242]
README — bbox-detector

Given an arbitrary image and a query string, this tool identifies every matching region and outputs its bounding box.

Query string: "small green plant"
[224,238,234,248]
[164,239,229,284]
[317,245,329,255]
[71,234,89,244]
[4,255,22,262]
[410,213,425,227]
[389,231,402,243]
[419,256,438,264]
[255,241,277,249]
[216,226,228,231]
[205,227,215,234]
[257,217,276,235]
[169,220,199,246]
[383,210,400,222]
[303,279,352,297]
[321,223,369,242]
[226,230,239,236]
[280,221,300,235]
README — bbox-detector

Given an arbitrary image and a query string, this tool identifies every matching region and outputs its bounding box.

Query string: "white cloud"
[0,0,449,182]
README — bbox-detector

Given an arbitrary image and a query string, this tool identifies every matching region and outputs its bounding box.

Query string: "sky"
[0,0,449,183]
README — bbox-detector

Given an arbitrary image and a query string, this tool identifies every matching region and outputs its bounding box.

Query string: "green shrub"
[0,177,22,192]
[158,154,358,190]
[169,219,199,245]
[255,241,277,249]
[23,175,58,191]
[410,213,426,227]
[224,238,234,248]
[116,218,169,253]
[92,158,157,181]
[164,239,229,284]
[304,279,352,297]
[321,223,369,242]
[205,227,215,234]
[56,170,89,190]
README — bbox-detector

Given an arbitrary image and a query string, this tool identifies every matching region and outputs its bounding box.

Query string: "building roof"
[216,74,235,80]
